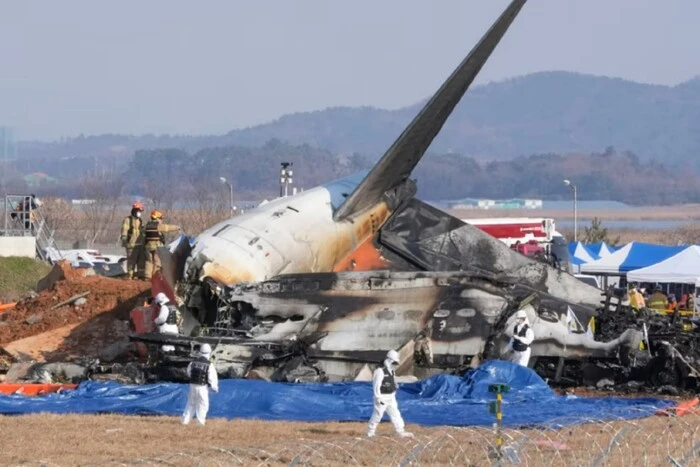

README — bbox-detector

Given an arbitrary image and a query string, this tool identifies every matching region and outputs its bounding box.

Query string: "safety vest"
[628,291,640,310]
[165,304,178,325]
[190,356,210,386]
[145,220,164,245]
[379,367,397,394]
[512,324,530,352]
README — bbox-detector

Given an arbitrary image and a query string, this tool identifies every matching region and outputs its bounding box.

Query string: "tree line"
[8,141,700,206]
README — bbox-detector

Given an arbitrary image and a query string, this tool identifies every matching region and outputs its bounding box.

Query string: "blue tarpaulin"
[0,361,673,428]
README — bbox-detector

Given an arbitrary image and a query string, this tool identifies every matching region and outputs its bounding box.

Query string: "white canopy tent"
[627,245,700,286]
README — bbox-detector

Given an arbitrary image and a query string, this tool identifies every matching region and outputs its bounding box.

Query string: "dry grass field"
[2,410,700,466]
[449,204,700,222]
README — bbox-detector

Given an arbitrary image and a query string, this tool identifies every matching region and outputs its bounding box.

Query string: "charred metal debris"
[130,203,700,393]
[130,275,700,394]
[535,289,700,395]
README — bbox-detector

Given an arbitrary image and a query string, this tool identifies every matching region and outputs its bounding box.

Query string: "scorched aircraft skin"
[132,0,646,383]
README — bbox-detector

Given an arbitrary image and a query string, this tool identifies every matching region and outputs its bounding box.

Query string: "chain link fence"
[63,410,700,466]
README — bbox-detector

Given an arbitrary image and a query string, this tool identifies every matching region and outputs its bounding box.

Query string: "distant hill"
[10,72,700,204]
[217,71,700,167]
[18,71,700,171]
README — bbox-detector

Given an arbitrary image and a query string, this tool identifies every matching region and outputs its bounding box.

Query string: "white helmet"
[199,343,212,355]
[386,349,399,364]
[154,292,168,305]
[515,309,528,320]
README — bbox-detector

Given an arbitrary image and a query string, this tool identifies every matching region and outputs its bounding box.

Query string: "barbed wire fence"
[70,408,700,467]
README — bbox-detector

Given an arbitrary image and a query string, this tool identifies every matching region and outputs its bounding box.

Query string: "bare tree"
[39,197,78,241]
[78,173,125,247]
[140,177,178,212]
[172,176,229,235]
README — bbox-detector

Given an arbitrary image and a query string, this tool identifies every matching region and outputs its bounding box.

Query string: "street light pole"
[219,177,234,217]
[563,179,578,242]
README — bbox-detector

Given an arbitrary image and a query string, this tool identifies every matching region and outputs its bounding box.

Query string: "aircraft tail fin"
[334,0,526,221]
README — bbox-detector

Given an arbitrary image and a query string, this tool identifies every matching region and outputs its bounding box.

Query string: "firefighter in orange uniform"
[143,210,181,280]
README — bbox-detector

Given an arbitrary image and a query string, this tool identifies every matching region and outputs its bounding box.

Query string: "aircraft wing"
[333,0,527,221]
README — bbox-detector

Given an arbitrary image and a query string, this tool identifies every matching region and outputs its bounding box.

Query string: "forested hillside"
[18,72,700,170]
[9,72,700,204]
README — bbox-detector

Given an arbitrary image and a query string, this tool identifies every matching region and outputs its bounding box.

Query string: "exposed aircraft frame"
[128,0,700,391]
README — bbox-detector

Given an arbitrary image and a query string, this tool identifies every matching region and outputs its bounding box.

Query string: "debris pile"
[544,298,700,395]
[0,261,150,364]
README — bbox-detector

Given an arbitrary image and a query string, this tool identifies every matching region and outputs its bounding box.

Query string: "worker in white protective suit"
[506,309,535,367]
[182,343,219,426]
[153,292,179,352]
[367,349,414,438]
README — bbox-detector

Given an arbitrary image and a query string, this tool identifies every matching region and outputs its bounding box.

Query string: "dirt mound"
[0,261,151,359]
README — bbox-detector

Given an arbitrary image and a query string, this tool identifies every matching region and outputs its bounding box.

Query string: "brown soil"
[1,412,697,466]
[0,262,150,362]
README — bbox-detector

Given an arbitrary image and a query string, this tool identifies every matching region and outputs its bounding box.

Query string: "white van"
[574,273,601,289]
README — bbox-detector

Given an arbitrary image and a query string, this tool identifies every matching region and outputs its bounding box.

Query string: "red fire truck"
[461,217,572,272]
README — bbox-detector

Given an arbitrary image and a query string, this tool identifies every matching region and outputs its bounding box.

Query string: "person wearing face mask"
[152,292,180,352]
[367,349,414,438]
[182,343,219,426]
[120,202,145,280]
[143,210,181,280]
[507,309,535,367]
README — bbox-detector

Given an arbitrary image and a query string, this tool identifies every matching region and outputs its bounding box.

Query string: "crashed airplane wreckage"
[129,0,700,391]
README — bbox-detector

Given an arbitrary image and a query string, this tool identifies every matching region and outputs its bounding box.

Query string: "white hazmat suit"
[153,292,179,352]
[367,350,413,438]
[507,310,535,367]
[181,344,219,426]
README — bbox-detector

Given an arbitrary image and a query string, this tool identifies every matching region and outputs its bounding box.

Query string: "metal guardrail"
[1,194,62,262]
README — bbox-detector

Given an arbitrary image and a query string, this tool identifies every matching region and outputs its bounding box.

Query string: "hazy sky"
[1,0,698,141]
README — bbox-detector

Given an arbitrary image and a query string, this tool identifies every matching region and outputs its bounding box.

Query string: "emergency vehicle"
[461,217,572,273]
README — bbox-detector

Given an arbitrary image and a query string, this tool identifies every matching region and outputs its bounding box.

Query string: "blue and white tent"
[568,242,600,265]
[587,242,618,258]
[580,242,686,275]
[627,245,700,286]
[568,242,600,273]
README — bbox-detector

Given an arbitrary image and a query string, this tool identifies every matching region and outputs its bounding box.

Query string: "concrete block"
[0,236,36,258]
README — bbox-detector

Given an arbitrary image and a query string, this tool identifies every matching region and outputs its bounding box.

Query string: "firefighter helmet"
[151,210,163,220]
[132,202,144,211]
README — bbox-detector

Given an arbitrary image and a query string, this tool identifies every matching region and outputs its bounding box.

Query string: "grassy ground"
[1,412,697,465]
[0,257,51,303]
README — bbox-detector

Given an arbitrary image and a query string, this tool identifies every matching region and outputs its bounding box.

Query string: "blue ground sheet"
[0,361,674,428]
